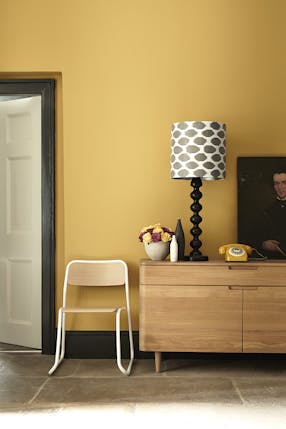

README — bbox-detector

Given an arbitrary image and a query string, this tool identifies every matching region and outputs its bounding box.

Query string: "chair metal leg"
[115,307,134,376]
[127,309,134,366]
[48,308,65,375]
[59,312,66,361]
[49,304,134,376]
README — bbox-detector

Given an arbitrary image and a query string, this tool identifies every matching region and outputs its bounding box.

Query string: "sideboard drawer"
[140,260,286,287]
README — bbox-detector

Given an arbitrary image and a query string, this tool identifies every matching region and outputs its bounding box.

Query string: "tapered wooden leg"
[155,351,162,373]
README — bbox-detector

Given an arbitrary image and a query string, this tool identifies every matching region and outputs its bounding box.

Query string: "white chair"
[48,259,134,376]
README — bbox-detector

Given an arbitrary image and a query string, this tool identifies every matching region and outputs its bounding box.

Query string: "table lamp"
[170,121,226,261]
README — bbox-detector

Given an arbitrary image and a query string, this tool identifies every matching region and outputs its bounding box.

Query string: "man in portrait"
[259,169,286,258]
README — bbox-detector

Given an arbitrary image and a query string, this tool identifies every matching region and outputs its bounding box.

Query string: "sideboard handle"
[228,286,258,290]
[228,265,258,270]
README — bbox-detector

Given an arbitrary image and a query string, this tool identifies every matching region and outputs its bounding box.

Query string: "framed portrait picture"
[237,156,286,259]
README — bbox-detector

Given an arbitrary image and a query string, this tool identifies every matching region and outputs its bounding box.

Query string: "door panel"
[8,259,33,322]
[243,287,286,352]
[0,96,41,348]
[8,157,32,232]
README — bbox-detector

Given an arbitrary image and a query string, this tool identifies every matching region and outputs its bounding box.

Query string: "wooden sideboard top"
[140,258,286,267]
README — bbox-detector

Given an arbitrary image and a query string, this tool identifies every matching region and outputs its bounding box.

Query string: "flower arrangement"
[139,223,174,244]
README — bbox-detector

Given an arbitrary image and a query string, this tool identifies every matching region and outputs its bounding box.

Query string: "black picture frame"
[237,156,286,259]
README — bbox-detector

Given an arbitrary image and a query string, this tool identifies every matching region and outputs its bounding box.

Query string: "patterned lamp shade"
[171,121,226,180]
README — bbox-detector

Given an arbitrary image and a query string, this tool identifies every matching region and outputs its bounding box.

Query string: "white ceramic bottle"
[170,235,178,262]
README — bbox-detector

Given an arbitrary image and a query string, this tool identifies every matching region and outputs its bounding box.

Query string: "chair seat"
[62,306,124,313]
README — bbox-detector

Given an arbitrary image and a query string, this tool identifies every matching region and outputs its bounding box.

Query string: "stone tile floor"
[1,348,286,428]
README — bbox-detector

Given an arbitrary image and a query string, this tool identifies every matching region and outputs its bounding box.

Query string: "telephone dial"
[219,243,252,262]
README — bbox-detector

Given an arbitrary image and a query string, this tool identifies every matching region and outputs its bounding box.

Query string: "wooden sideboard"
[139,259,286,372]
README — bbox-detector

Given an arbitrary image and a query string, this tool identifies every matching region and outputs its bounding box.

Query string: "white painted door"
[0,96,41,349]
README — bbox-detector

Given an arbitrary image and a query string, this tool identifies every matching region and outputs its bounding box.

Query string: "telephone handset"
[219,243,252,262]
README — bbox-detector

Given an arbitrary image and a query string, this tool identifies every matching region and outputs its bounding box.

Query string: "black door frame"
[0,79,55,354]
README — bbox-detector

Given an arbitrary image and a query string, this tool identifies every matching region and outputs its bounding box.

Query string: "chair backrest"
[67,260,126,286]
[62,259,129,308]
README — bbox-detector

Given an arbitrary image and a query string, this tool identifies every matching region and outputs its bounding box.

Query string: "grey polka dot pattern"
[171,121,226,180]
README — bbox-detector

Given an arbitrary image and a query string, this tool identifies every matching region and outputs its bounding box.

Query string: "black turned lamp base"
[189,254,208,261]
[183,254,208,261]
[188,177,208,262]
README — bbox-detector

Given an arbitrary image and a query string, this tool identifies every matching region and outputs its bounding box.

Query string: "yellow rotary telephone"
[219,243,252,262]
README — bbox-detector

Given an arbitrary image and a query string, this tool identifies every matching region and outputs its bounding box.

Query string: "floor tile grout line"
[28,378,50,404]
[231,378,246,405]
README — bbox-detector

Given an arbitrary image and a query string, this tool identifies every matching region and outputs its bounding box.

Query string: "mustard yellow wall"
[1,0,286,330]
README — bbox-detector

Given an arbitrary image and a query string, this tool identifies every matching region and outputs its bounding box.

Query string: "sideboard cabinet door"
[140,284,242,353]
[243,287,286,352]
